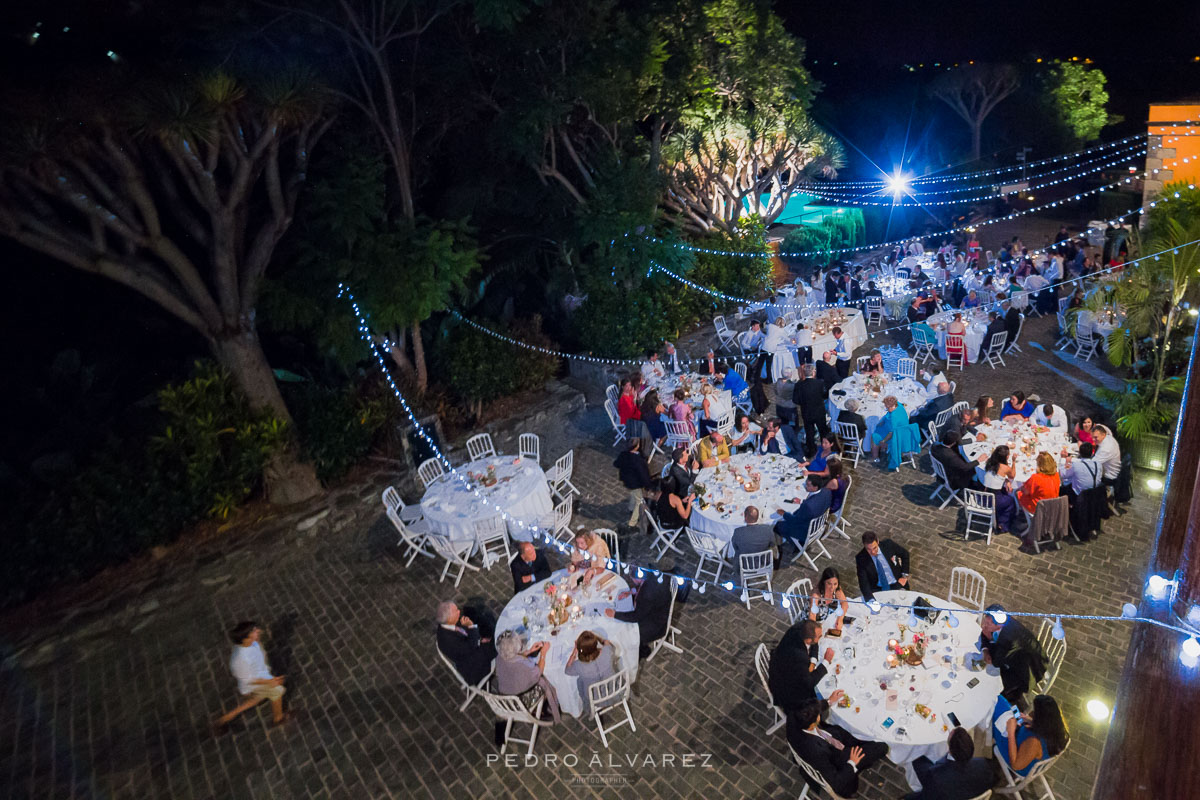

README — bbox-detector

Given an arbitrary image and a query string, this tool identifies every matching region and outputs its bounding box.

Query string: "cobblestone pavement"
[0,310,1160,800]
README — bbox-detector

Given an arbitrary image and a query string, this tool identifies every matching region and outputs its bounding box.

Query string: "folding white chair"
[647,508,684,559]
[594,527,621,567]
[799,512,832,570]
[946,333,966,371]
[713,315,737,350]
[483,691,550,755]
[665,419,694,451]
[963,489,996,544]
[784,577,814,625]
[855,355,870,372]
[949,400,970,416]
[1057,295,1071,314]
[993,742,1067,800]
[865,296,884,326]
[790,741,854,800]
[646,586,683,660]
[896,356,918,380]
[686,527,729,583]
[739,551,774,609]
[547,450,579,499]
[754,643,787,735]
[713,410,735,437]
[428,533,479,586]
[605,383,620,408]
[826,475,852,540]
[604,398,629,447]
[921,419,940,453]
[949,379,957,396]
[1006,313,1025,354]
[437,648,493,712]
[386,507,435,567]
[1036,617,1067,695]
[587,668,637,748]
[929,456,965,510]
[546,495,574,543]
[1054,312,1072,350]
[518,433,540,464]
[466,432,497,461]
[984,331,1008,370]
[417,457,446,488]
[474,514,511,569]
[1074,329,1098,361]
[1026,496,1068,554]
[734,362,748,381]
[382,486,425,526]
[911,328,937,364]
[948,566,987,611]
[832,421,864,469]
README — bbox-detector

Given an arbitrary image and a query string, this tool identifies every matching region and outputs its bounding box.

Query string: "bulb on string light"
[990,610,1008,625]
[781,596,791,610]
[1147,574,1173,600]
[675,576,685,586]
[698,583,706,594]
[723,581,735,592]
[1120,602,1138,618]
[635,568,644,580]
[657,572,664,583]
[868,599,882,614]
[740,589,750,604]
[947,613,959,628]
[1181,637,1200,668]
[1052,617,1065,640]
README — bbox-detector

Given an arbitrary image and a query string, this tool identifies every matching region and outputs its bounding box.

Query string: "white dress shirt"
[923,371,948,399]
[742,329,766,352]
[641,359,664,379]
[763,323,792,352]
[1032,404,1067,428]
[1094,435,1122,480]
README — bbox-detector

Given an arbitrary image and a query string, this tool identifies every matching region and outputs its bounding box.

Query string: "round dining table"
[420,455,553,546]
[827,374,928,443]
[962,420,1077,489]
[926,308,990,363]
[689,453,809,555]
[495,569,640,717]
[815,590,1003,790]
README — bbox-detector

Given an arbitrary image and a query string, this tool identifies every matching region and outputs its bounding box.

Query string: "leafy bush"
[436,316,560,417]
[285,379,394,482]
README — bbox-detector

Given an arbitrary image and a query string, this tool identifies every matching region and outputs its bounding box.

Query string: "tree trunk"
[213,325,323,506]
[410,319,428,393]
[969,120,982,162]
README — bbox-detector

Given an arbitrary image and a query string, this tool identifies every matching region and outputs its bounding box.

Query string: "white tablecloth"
[689,453,807,553]
[961,421,1077,489]
[420,456,553,544]
[495,570,640,717]
[827,375,927,443]
[1077,309,1121,339]
[802,308,868,353]
[927,309,989,363]
[816,590,1003,789]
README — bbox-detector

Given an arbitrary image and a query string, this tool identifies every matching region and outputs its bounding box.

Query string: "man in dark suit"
[977,311,1008,361]
[824,270,842,304]
[841,273,862,305]
[510,542,552,595]
[788,697,888,798]
[815,351,840,393]
[435,601,496,686]
[863,281,883,301]
[1002,299,1022,351]
[904,727,994,800]
[854,531,910,602]
[931,432,982,492]
[731,506,778,561]
[768,620,834,714]
[606,569,673,659]
[775,476,832,567]
[793,364,831,458]
[836,401,867,444]
[910,382,955,434]
[698,349,719,377]
[668,447,697,498]
[980,604,1047,702]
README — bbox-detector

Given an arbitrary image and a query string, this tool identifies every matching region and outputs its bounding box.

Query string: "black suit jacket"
[786,714,862,798]
[768,629,825,713]
[815,362,839,393]
[982,318,1006,349]
[980,618,1046,699]
[698,358,718,377]
[836,409,867,442]
[510,551,552,594]
[669,463,695,496]
[613,577,672,646]
[1004,307,1021,343]
[436,625,495,686]
[912,393,955,431]
[931,444,979,491]
[794,378,828,420]
[855,539,911,601]
[912,755,995,800]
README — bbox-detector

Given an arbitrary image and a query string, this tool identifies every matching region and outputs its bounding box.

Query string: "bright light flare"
[885,172,911,197]
[1086,700,1110,720]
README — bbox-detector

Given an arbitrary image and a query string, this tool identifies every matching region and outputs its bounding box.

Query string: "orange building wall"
[1143,104,1200,207]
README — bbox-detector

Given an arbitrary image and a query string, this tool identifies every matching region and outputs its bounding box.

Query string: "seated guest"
[1092,424,1122,487]
[859,350,885,376]
[1032,403,1068,429]
[816,350,840,392]
[1062,443,1104,539]
[946,312,967,337]
[759,417,794,457]
[911,382,955,433]
[903,726,994,800]
[1001,391,1035,421]
[1074,415,1096,446]
[436,601,496,686]
[630,370,647,401]
[669,388,696,437]
[655,476,694,530]
[769,620,835,713]
[863,281,883,300]
[640,349,664,380]
[962,289,981,308]
[979,445,1023,533]
[774,368,798,426]
[668,447,697,496]
[616,379,640,426]
[510,542,552,594]
[717,363,749,401]
[732,505,778,562]
[1017,452,1061,515]
[639,389,667,444]
[775,475,833,566]
[978,311,1007,360]
[854,531,910,601]
[810,567,849,629]
[696,430,731,467]
[729,413,758,454]
[662,341,684,374]
[564,630,617,700]
[742,321,765,352]
[837,399,868,444]
[495,630,560,723]
[698,349,719,377]
[919,369,949,400]
[932,431,983,491]
[870,395,920,472]
[788,696,889,798]
[1068,288,1085,309]
[980,604,1048,701]
[698,383,731,436]
[568,530,611,576]
[605,565,674,658]
[826,458,848,514]
[975,395,995,425]
[800,434,842,477]
[994,694,1070,778]
[1003,299,1022,347]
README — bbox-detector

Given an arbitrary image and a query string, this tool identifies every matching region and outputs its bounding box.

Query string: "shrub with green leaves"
[285,380,394,482]
[436,316,559,418]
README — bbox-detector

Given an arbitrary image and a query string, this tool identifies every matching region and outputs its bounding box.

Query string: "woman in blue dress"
[870,396,920,472]
[993,694,1070,777]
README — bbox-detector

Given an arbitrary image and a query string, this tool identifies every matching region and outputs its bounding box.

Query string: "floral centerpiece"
[885,631,928,667]
[545,582,575,626]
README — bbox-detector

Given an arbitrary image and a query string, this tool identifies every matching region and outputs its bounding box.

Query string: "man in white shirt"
[919,370,948,400]
[742,321,765,352]
[1093,425,1122,483]
[640,349,665,380]
[1044,256,1063,282]
[831,327,853,379]
[663,342,683,374]
[215,621,288,731]
[1032,403,1068,429]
